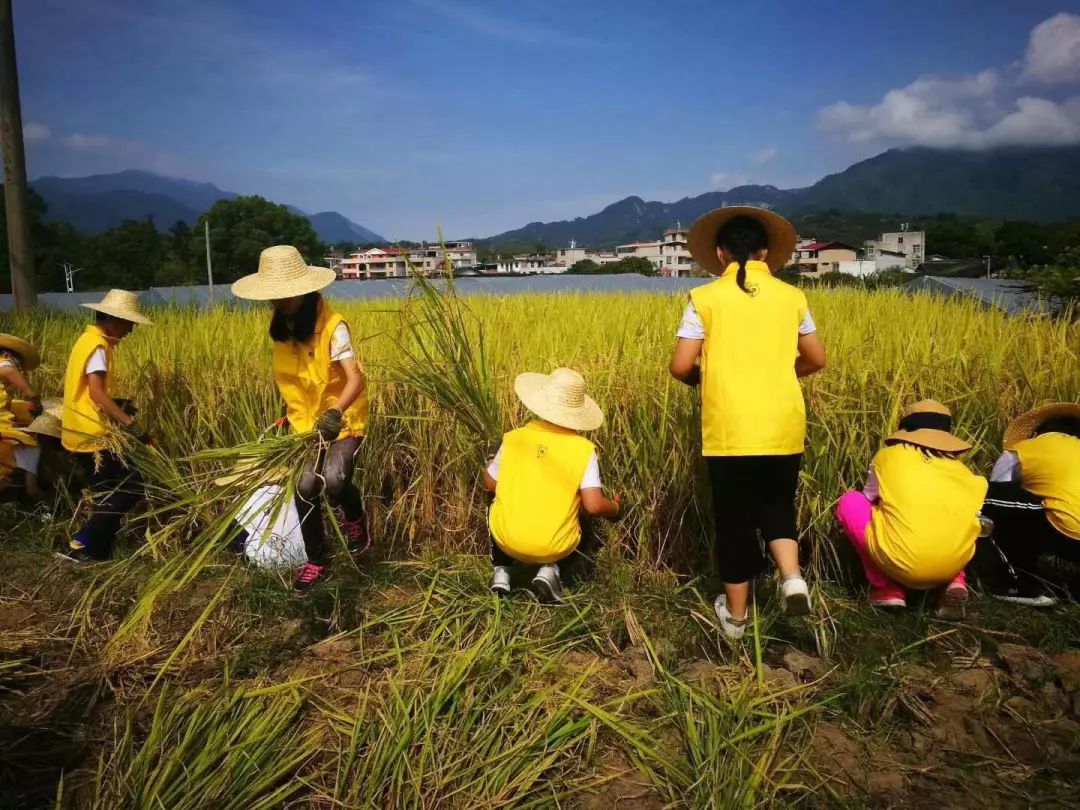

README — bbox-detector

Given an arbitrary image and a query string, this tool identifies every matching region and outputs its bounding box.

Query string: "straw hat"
[514,367,603,432]
[688,206,797,275]
[81,289,154,325]
[1003,402,1080,450]
[885,399,971,454]
[20,413,61,440]
[213,457,290,488]
[45,402,64,421]
[0,333,40,371]
[231,245,336,301]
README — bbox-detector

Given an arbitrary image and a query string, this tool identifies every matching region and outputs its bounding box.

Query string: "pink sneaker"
[292,562,327,596]
[869,585,906,609]
[934,582,968,620]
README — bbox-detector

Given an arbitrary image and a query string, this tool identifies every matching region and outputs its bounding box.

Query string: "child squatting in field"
[230,246,370,597]
[836,400,989,620]
[0,332,47,499]
[669,207,826,639]
[482,367,622,603]
[59,290,152,562]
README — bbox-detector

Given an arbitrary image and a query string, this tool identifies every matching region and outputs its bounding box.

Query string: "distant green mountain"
[481,146,1080,248]
[30,170,386,243]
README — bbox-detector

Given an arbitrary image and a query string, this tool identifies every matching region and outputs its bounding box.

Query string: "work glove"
[315,408,343,442]
[122,420,150,443]
[28,396,43,417]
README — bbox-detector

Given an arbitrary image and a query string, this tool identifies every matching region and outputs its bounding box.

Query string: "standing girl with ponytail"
[669,208,826,639]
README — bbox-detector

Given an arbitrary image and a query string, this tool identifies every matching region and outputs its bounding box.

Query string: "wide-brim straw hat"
[514,367,603,432]
[0,333,40,371]
[688,206,797,275]
[231,245,337,301]
[885,399,971,454]
[81,289,154,325]
[21,413,62,439]
[213,458,290,488]
[1003,402,1080,450]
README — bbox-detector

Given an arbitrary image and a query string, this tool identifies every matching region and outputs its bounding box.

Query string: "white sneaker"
[713,594,747,640]
[490,566,511,595]
[781,576,811,616]
[531,564,565,603]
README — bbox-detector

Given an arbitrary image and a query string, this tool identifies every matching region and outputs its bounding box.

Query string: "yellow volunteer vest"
[61,325,114,453]
[489,420,596,564]
[0,389,34,445]
[271,301,367,438]
[690,261,809,456]
[1015,433,1080,541]
[867,444,988,589]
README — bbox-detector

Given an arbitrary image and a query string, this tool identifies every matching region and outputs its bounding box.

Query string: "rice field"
[1,284,1079,807]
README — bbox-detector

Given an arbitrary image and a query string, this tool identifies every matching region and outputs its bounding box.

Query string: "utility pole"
[984,255,991,279]
[0,0,35,309]
[61,261,80,293]
[204,219,214,305]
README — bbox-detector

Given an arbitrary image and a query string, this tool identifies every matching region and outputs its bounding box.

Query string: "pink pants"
[835,490,965,594]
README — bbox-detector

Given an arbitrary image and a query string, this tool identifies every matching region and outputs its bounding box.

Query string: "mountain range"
[30,170,386,244]
[481,146,1080,248]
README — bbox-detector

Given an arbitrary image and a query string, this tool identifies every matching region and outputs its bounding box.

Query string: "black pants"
[296,436,364,565]
[491,515,598,581]
[706,454,802,584]
[73,450,144,560]
[979,480,1080,589]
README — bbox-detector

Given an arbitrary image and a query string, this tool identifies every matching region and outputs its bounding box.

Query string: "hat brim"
[230,267,337,301]
[21,419,61,439]
[688,206,797,275]
[1004,402,1080,449]
[514,373,604,432]
[80,302,154,325]
[0,334,41,371]
[885,428,972,454]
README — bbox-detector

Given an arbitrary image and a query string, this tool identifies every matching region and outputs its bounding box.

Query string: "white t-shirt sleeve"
[486,444,503,481]
[675,300,705,340]
[85,347,108,375]
[990,451,1021,483]
[863,464,880,501]
[579,451,602,490]
[329,322,355,362]
[14,444,40,474]
[799,310,817,335]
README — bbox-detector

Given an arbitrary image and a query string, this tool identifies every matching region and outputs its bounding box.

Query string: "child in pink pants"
[836,400,988,619]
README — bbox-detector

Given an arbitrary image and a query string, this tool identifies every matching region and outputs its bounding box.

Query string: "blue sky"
[16,0,1080,240]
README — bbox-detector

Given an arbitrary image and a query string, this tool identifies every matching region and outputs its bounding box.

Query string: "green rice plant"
[81,683,317,810]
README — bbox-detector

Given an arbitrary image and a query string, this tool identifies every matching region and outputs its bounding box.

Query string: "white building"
[865,226,925,267]
[614,226,694,276]
[338,241,477,279]
[837,251,914,277]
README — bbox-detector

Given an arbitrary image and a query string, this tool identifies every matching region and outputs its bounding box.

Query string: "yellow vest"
[0,388,34,445]
[62,325,114,453]
[1015,433,1080,541]
[489,420,595,564]
[867,443,988,589]
[690,261,809,456]
[271,301,367,438]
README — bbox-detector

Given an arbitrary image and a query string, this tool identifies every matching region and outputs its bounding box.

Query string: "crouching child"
[482,367,621,603]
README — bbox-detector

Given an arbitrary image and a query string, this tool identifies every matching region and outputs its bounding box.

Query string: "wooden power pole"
[0,0,35,308]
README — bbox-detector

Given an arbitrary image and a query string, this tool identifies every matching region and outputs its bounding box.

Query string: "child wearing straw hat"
[482,367,621,603]
[0,333,44,485]
[836,401,989,619]
[0,410,67,503]
[58,290,153,563]
[231,245,369,596]
[670,207,825,639]
[979,403,1080,607]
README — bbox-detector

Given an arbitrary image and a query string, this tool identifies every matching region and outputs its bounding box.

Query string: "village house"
[864,226,925,267]
[793,240,858,274]
[337,241,477,279]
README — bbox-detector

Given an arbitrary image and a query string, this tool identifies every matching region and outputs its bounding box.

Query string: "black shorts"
[706,454,802,583]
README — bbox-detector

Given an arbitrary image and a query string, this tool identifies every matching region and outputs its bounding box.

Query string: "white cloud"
[709,171,748,189]
[749,146,778,165]
[817,13,1080,149]
[1024,12,1080,84]
[408,0,601,47]
[63,133,114,150]
[23,122,51,143]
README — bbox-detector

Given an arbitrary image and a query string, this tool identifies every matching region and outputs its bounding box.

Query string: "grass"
[0,282,1078,806]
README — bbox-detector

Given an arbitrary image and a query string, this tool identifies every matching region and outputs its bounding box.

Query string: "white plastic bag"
[235,485,307,568]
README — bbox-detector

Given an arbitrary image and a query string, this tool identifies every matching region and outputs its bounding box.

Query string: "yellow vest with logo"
[62,325,114,453]
[489,420,595,564]
[0,385,34,445]
[866,443,988,589]
[1015,433,1080,540]
[271,301,367,438]
[690,261,809,456]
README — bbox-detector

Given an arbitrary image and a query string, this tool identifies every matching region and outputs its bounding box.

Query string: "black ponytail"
[715,215,769,295]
